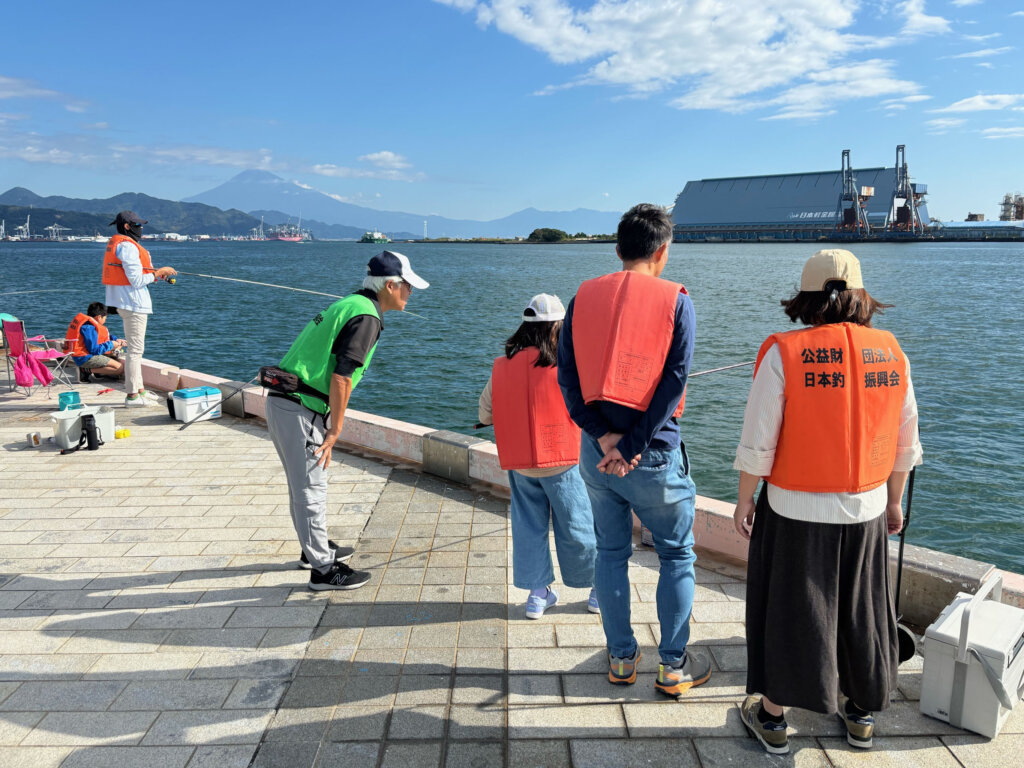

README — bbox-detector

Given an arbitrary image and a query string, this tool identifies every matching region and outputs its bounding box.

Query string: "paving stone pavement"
[1,380,1019,767]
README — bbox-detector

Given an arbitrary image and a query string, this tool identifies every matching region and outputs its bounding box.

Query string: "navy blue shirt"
[557,288,695,458]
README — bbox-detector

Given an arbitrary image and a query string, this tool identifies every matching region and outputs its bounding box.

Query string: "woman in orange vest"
[478,294,598,619]
[732,250,923,755]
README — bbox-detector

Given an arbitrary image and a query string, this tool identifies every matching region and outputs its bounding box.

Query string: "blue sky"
[1,0,1022,221]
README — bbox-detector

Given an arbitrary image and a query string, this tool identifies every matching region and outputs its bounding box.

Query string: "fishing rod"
[172,271,427,319]
[0,289,78,297]
[689,360,755,377]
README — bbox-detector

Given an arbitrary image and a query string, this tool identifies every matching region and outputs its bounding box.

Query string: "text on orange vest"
[754,322,908,493]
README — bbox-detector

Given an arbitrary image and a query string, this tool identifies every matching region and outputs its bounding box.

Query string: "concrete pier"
[1,363,1021,767]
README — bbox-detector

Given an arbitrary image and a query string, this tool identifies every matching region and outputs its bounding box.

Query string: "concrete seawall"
[148,358,1024,627]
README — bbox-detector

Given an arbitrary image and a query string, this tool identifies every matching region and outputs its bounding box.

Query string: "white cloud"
[311,163,422,182]
[112,143,275,168]
[0,75,60,100]
[964,33,1000,42]
[81,122,108,130]
[925,117,966,130]
[899,0,950,36]
[1013,12,1024,18]
[951,46,1013,58]
[950,0,982,6]
[359,150,411,169]
[982,126,1024,139]
[434,2,928,119]
[934,94,1024,112]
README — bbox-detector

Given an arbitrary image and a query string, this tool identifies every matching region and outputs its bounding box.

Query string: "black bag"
[258,366,301,393]
[60,414,105,455]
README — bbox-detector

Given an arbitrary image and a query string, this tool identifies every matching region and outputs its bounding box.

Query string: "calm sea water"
[2,240,1022,573]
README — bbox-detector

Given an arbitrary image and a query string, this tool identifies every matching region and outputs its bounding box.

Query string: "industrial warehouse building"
[671,148,930,242]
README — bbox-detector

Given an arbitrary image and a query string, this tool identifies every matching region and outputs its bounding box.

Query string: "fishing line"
[471,360,757,430]
[689,360,755,377]
[173,271,427,319]
[0,289,79,297]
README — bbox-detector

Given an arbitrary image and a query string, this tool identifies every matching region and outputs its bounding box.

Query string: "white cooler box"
[171,386,222,423]
[921,575,1024,738]
[51,405,116,449]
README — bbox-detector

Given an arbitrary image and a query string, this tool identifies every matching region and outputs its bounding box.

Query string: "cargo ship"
[265,222,303,242]
[359,229,390,244]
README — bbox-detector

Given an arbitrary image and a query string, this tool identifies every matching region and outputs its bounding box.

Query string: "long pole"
[689,360,755,377]
[174,271,345,300]
[172,271,427,318]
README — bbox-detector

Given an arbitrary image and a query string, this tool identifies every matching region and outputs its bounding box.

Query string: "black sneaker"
[308,562,371,591]
[78,367,92,383]
[298,540,354,569]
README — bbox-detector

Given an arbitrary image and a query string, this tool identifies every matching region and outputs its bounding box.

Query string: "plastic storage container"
[51,405,116,449]
[171,386,222,423]
[920,575,1024,738]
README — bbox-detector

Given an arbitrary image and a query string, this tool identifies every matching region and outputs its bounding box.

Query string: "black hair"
[86,302,108,318]
[781,280,892,327]
[617,203,673,261]
[504,315,562,367]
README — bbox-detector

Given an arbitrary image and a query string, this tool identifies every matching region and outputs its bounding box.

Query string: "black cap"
[109,210,147,227]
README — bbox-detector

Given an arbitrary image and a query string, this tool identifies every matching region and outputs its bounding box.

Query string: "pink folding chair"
[1,319,75,395]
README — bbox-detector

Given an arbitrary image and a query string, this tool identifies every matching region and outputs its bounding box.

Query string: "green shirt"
[278,293,381,415]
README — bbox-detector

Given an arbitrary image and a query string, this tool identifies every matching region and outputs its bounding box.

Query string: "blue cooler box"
[171,386,222,422]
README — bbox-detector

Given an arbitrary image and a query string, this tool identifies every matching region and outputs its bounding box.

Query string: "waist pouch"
[259,366,328,404]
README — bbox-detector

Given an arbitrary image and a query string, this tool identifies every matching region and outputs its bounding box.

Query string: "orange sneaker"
[608,649,641,685]
[654,651,711,699]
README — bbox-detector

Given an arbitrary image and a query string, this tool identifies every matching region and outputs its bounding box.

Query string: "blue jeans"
[579,435,697,665]
[509,467,596,591]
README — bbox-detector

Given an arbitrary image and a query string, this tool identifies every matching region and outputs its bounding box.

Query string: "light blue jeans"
[508,467,597,591]
[579,435,697,665]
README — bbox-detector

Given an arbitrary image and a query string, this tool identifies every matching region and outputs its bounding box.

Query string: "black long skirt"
[744,488,899,714]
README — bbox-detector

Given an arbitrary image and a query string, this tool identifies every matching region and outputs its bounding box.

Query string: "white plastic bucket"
[50,405,116,450]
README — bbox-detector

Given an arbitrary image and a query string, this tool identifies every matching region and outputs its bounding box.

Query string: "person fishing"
[267,251,429,591]
[102,211,176,407]
[556,203,711,698]
[478,294,598,619]
[733,249,923,754]
[65,302,126,382]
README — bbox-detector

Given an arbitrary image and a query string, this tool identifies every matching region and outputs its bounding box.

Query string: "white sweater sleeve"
[733,343,785,477]
[116,240,155,289]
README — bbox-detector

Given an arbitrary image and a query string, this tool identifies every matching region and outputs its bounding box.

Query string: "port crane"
[885,144,926,234]
[13,215,31,240]
[834,149,873,235]
[44,223,71,241]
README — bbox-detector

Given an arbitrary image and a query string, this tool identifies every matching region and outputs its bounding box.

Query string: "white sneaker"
[124,394,155,407]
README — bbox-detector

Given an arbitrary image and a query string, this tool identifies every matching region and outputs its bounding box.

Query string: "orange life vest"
[102,234,154,286]
[572,271,687,417]
[754,323,908,493]
[64,313,109,356]
[491,347,581,471]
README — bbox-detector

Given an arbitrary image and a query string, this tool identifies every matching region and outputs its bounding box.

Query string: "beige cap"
[800,249,864,291]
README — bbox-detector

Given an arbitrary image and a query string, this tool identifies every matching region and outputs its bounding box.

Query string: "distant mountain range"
[1,171,621,240]
[0,188,265,237]
[186,170,620,239]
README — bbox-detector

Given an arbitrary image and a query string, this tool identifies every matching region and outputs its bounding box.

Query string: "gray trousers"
[265,395,335,572]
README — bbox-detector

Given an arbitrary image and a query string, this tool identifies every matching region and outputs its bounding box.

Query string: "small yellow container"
[115,428,131,439]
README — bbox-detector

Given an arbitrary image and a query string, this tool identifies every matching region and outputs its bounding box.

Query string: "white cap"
[366,250,430,290]
[523,293,565,322]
